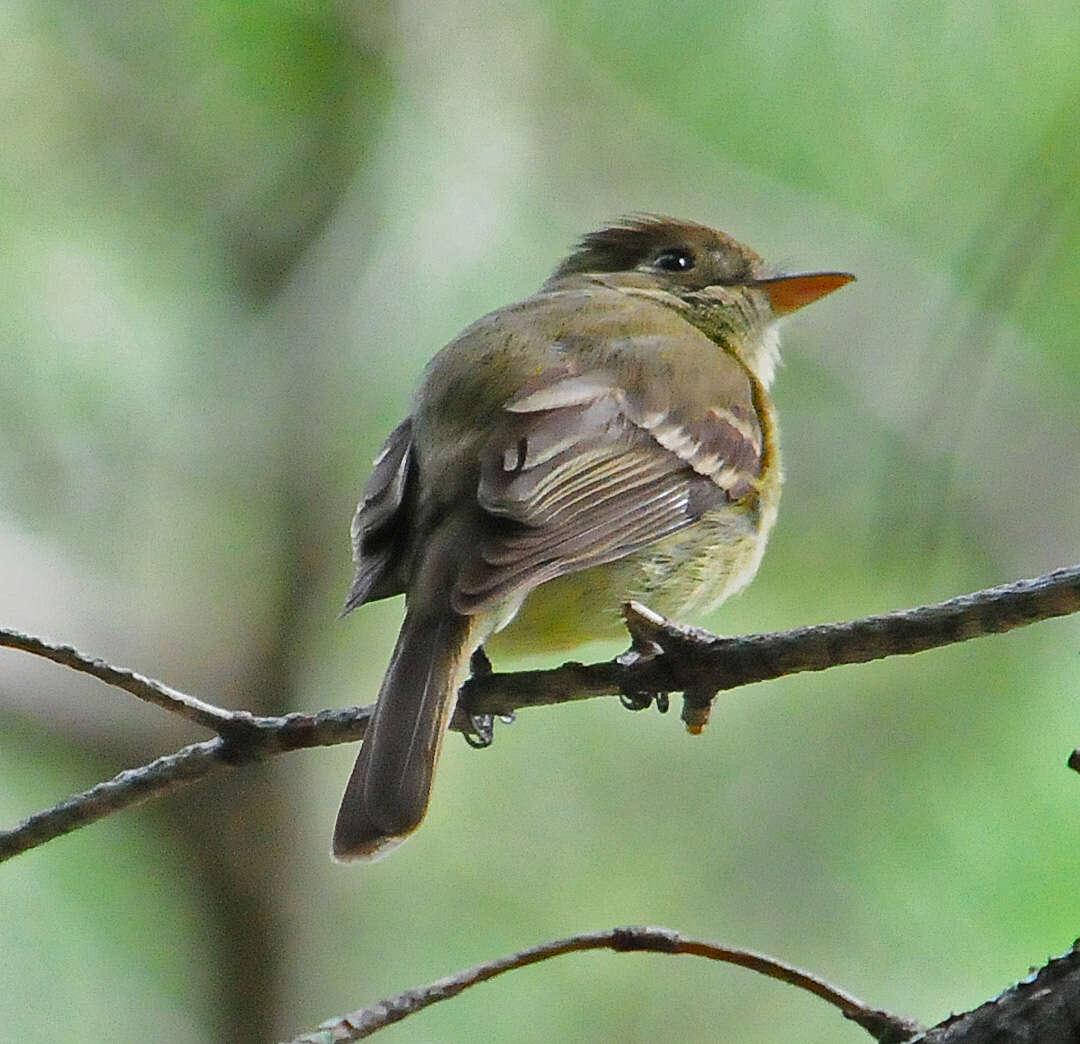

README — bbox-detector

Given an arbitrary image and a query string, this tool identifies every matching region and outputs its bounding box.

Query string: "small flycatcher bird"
[333,216,852,861]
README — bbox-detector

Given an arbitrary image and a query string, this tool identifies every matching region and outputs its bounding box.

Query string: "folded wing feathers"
[503,370,621,413]
[454,366,765,613]
[345,419,416,611]
[346,365,765,617]
[482,449,672,525]
[455,481,694,610]
[477,474,690,564]
[350,419,414,560]
[633,406,762,494]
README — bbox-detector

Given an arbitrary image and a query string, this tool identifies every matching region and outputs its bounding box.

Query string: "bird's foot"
[616,601,669,714]
[461,645,515,747]
[619,690,670,714]
[618,600,717,729]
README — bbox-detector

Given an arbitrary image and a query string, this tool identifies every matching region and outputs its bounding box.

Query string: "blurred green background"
[2,1,1079,1041]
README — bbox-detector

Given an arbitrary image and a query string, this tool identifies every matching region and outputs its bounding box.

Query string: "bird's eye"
[652,249,695,272]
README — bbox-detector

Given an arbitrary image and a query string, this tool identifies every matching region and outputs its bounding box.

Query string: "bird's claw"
[461,646,514,747]
[463,713,495,748]
[619,691,670,714]
[461,709,517,748]
[617,620,668,714]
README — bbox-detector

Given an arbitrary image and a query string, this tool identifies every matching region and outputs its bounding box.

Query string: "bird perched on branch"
[333,216,853,861]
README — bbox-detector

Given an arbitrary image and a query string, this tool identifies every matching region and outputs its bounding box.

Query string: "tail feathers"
[332,610,474,862]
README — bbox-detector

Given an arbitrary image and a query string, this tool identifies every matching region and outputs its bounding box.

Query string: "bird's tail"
[332,609,476,861]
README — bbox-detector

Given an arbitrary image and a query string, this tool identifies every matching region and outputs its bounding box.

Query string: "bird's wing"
[454,357,765,615]
[344,418,416,612]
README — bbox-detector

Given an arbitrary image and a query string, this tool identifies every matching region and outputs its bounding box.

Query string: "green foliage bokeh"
[2,1,1079,1041]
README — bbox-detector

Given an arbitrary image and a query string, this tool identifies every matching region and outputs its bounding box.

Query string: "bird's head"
[545,215,853,385]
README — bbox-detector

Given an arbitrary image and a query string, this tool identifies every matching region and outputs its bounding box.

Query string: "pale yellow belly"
[483,495,776,659]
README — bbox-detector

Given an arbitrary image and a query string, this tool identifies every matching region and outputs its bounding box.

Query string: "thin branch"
[460,564,1080,722]
[283,925,923,1043]
[3,564,1079,862]
[0,706,371,863]
[0,627,237,731]
[1,739,227,860]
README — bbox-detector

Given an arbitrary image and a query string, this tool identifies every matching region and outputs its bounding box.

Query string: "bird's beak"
[750,272,855,316]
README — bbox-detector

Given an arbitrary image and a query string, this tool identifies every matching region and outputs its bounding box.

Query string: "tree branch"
[1,739,227,859]
[908,945,1080,1043]
[287,935,1080,1043]
[0,628,239,730]
[459,564,1080,727]
[282,925,923,1044]
[0,703,371,863]
[3,563,1079,862]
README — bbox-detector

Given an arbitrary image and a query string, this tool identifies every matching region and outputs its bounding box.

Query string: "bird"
[332,215,853,861]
